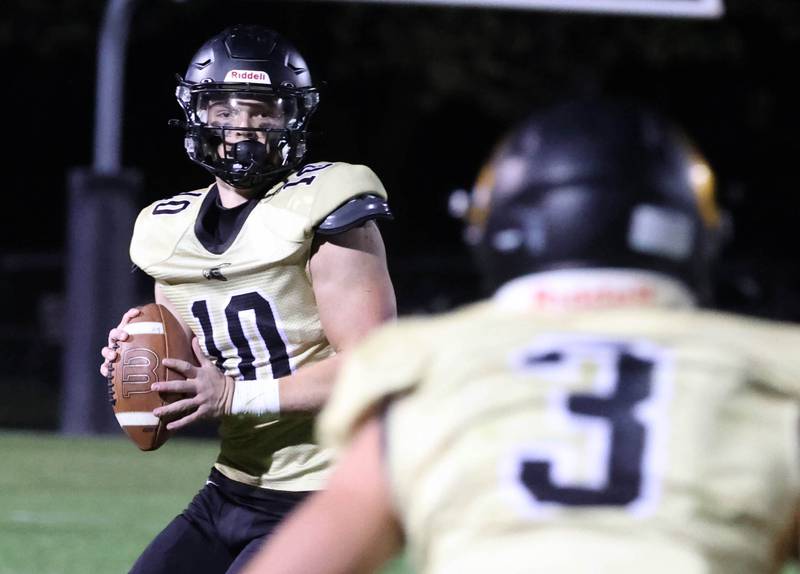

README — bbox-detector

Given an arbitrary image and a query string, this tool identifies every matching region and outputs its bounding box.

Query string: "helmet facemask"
[176,83,319,188]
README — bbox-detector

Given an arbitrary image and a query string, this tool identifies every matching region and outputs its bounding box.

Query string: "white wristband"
[230,379,281,415]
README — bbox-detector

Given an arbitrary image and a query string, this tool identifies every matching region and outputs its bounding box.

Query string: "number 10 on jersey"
[191,291,293,380]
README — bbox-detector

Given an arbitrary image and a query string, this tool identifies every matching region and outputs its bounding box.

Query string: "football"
[109,303,194,451]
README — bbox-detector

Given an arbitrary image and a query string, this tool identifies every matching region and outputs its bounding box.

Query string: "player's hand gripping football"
[99,307,142,378]
[151,338,235,430]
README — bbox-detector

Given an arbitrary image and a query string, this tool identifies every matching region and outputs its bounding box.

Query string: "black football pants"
[129,468,311,574]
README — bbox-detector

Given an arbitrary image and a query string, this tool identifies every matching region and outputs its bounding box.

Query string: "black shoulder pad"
[315,194,393,235]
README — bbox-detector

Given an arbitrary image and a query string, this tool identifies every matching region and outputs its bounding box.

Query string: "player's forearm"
[229,354,343,416]
[277,353,344,412]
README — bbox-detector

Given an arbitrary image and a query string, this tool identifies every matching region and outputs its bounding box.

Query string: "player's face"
[206,97,288,144]
[193,91,302,186]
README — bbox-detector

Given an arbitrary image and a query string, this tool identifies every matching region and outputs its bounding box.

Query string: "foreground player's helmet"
[173,25,320,187]
[463,100,722,299]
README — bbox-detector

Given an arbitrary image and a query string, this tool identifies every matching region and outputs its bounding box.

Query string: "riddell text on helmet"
[224,70,271,84]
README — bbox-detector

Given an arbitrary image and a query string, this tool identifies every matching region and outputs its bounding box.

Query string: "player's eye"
[254,108,278,119]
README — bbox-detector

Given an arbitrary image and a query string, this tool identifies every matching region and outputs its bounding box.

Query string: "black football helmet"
[173,25,320,188]
[462,100,723,300]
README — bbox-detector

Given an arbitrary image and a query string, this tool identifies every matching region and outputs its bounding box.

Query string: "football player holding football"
[243,100,800,574]
[98,25,396,574]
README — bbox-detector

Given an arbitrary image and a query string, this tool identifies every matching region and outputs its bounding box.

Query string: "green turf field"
[0,431,409,574]
[0,431,797,574]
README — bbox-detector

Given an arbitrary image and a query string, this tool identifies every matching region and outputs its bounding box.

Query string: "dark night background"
[2,0,800,429]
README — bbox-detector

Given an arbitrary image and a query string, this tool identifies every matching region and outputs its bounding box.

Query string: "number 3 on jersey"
[191,292,292,380]
[512,336,672,516]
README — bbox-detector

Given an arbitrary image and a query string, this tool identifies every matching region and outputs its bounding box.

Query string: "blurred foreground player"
[98,25,396,574]
[243,100,800,574]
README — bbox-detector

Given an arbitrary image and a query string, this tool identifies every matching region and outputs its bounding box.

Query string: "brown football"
[109,303,194,451]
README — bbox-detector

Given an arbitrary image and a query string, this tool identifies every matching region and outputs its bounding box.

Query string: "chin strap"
[231,139,268,166]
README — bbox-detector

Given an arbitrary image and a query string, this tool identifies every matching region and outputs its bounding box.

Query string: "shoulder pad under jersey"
[316,194,393,235]
[267,162,388,230]
[129,187,209,272]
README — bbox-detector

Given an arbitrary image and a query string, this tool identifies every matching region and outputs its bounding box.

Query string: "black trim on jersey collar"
[194,184,262,255]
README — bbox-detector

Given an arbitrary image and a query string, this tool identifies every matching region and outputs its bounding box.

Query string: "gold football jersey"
[130,162,387,491]
[320,278,800,573]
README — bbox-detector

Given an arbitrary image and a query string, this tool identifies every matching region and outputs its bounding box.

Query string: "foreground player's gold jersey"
[131,162,387,491]
[320,272,800,573]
